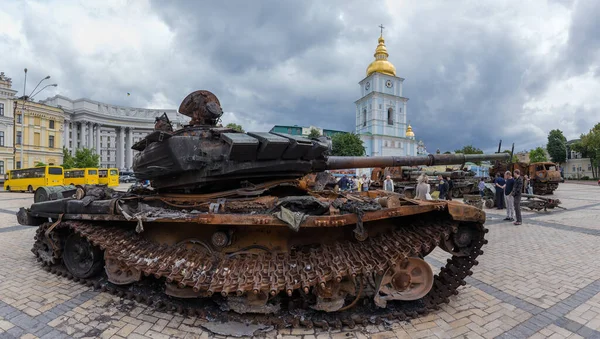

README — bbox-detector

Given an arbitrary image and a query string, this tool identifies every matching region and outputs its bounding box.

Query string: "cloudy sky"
[2,0,599,153]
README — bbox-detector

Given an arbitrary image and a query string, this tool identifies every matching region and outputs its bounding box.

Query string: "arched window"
[362,109,367,126]
[387,108,394,125]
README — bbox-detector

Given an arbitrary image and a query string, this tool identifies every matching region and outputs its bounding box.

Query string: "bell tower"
[355,26,414,157]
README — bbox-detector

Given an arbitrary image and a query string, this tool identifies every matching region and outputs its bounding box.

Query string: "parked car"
[120,175,137,183]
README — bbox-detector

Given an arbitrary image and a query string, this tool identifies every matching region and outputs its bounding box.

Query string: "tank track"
[32,219,487,330]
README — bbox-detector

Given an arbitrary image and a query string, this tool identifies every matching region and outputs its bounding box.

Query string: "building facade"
[355,33,422,157]
[270,125,346,138]
[40,96,186,172]
[564,139,596,179]
[13,99,65,168]
[0,72,17,177]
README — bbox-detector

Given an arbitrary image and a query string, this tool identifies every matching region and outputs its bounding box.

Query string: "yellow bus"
[3,166,64,192]
[98,168,119,187]
[64,168,99,186]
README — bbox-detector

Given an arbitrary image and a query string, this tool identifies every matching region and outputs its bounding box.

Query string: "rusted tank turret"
[17,90,508,329]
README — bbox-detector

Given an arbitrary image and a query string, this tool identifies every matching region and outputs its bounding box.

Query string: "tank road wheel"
[374,257,434,308]
[33,229,62,266]
[452,189,461,198]
[105,256,141,285]
[63,233,104,279]
[485,199,494,208]
[311,279,357,312]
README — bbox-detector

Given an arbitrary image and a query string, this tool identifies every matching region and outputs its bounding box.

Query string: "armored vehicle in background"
[371,160,505,199]
[491,161,561,195]
[17,90,509,328]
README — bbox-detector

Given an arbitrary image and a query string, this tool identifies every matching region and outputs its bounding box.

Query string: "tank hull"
[22,184,487,327]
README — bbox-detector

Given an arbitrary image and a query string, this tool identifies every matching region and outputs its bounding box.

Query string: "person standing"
[503,171,515,221]
[437,175,448,200]
[478,178,486,198]
[361,174,371,192]
[338,175,349,191]
[446,176,454,201]
[493,173,505,209]
[415,174,431,200]
[384,175,394,192]
[511,169,524,225]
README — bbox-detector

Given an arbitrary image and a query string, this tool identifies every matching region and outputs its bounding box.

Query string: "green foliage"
[62,147,76,169]
[529,147,548,163]
[443,151,451,154]
[63,147,99,169]
[577,123,600,178]
[502,150,518,163]
[226,123,244,133]
[307,128,321,138]
[454,145,484,154]
[547,129,567,164]
[569,141,588,157]
[34,162,47,167]
[331,133,365,156]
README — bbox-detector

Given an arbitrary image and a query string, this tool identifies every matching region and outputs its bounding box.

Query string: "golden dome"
[406,124,415,137]
[366,35,396,77]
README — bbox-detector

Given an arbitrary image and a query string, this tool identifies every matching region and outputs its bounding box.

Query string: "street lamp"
[14,69,58,169]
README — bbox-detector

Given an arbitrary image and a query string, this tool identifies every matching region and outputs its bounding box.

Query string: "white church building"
[355,31,425,157]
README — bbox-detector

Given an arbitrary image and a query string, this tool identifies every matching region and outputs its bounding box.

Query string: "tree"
[331,133,365,156]
[62,148,100,169]
[454,145,484,154]
[34,162,47,167]
[62,147,76,169]
[443,151,451,154]
[577,123,600,178]
[226,123,244,133]
[529,147,548,163]
[502,150,518,163]
[307,128,321,138]
[547,129,567,164]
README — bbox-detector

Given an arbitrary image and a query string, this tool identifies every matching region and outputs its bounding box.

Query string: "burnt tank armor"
[18,90,510,328]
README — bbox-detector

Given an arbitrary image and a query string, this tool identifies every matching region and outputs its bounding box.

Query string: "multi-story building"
[40,96,186,172]
[269,125,346,138]
[13,98,65,168]
[564,139,596,179]
[0,72,17,177]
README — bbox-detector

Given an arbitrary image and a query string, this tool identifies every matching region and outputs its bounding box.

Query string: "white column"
[78,123,84,150]
[95,124,101,154]
[64,120,69,150]
[117,127,125,170]
[87,122,93,149]
[125,128,133,170]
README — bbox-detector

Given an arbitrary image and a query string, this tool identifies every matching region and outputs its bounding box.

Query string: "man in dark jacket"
[493,173,505,209]
[338,175,350,191]
[511,169,523,225]
[446,176,454,201]
[438,175,448,200]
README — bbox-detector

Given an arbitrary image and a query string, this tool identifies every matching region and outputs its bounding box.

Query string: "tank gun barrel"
[324,153,509,170]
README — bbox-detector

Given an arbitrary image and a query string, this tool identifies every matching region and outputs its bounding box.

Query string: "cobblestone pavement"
[0,183,599,339]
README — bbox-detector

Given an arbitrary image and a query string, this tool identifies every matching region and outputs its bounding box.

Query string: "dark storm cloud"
[4,0,598,154]
[563,0,600,75]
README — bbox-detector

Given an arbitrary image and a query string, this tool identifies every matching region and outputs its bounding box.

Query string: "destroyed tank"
[371,161,505,199]
[18,90,510,329]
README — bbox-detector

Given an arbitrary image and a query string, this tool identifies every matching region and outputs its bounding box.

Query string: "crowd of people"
[337,174,372,192]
